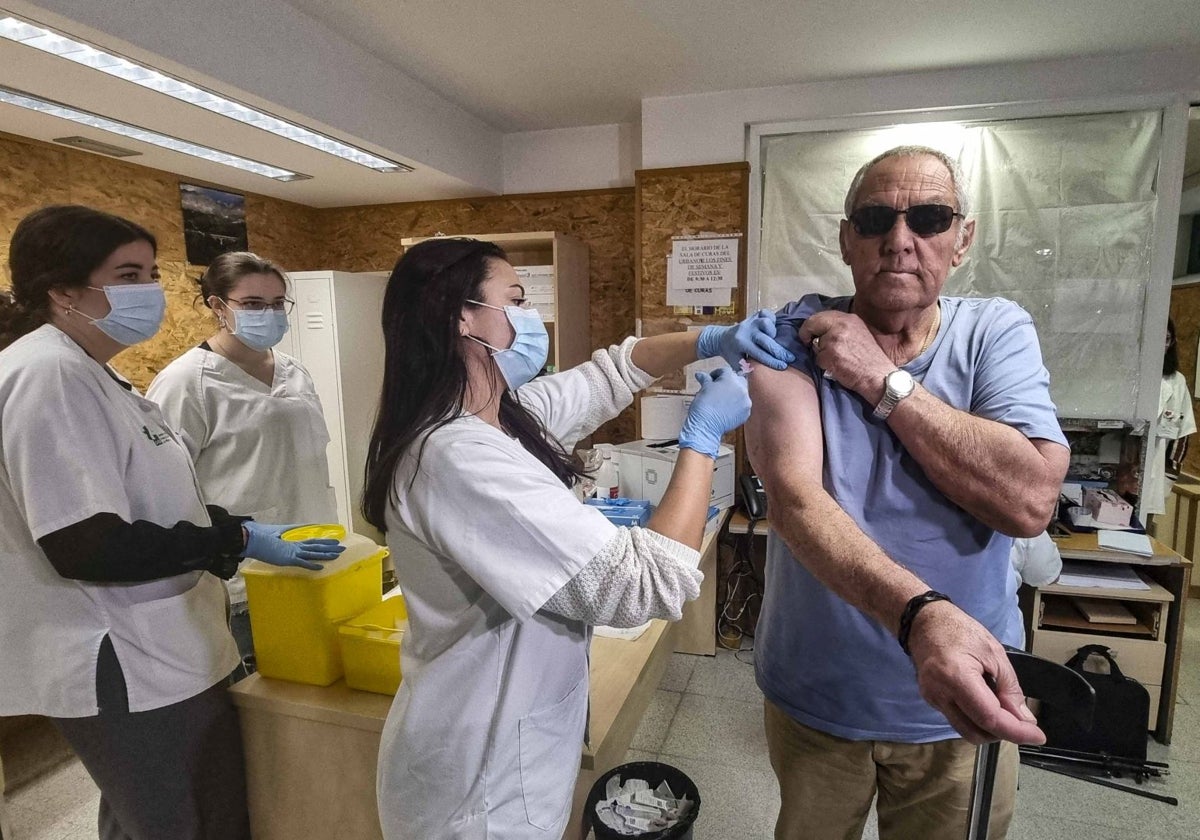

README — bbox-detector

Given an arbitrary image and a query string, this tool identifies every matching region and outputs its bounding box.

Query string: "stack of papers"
[1058,560,1150,591]
[1096,530,1153,557]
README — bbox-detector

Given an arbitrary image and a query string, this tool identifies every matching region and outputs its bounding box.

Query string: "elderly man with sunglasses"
[745,145,1070,840]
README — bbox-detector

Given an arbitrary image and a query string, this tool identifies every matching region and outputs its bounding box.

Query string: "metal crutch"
[964,648,1096,840]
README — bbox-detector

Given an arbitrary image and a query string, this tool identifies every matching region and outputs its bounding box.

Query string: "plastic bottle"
[595,451,621,501]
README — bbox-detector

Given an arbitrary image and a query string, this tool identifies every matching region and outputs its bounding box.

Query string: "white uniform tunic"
[147,346,337,604]
[1143,372,1197,515]
[0,326,238,718]
[377,339,655,840]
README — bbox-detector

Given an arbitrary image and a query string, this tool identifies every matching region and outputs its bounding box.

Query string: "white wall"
[502,122,637,194]
[642,47,1200,169]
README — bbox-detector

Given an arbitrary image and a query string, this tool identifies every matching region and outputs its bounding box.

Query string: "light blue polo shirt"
[756,294,1068,742]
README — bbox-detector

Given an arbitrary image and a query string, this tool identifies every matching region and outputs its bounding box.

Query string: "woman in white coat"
[362,237,795,839]
[0,206,343,840]
[1143,319,1197,517]
[148,252,338,675]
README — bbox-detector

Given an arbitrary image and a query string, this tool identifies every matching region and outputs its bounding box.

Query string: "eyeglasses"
[848,204,964,238]
[222,295,295,313]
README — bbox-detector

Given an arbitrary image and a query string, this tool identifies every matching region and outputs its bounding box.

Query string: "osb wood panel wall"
[1169,283,1200,477]
[635,162,749,392]
[315,189,637,442]
[0,132,320,391]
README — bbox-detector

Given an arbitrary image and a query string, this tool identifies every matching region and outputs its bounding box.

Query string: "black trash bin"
[585,761,701,840]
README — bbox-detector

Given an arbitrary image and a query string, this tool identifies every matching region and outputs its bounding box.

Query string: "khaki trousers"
[764,699,1018,840]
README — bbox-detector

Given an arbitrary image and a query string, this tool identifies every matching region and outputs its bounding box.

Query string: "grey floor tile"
[685,646,761,701]
[1161,701,1200,764]
[659,693,771,772]
[631,689,683,752]
[1007,811,1148,840]
[651,752,779,840]
[1015,764,1174,834]
[622,749,658,764]
[1160,757,1199,837]
[659,652,698,693]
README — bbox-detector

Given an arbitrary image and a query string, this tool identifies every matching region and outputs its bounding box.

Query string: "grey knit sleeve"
[541,527,703,627]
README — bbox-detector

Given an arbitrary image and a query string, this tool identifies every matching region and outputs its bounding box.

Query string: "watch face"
[887,369,915,397]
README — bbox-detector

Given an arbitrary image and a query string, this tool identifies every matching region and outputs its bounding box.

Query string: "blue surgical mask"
[77,284,166,346]
[465,300,549,390]
[229,308,290,351]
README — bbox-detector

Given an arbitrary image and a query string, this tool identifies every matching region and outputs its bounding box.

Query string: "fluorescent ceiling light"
[0,86,310,180]
[0,15,412,173]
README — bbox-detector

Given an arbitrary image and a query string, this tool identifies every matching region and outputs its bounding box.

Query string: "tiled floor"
[4,600,1198,839]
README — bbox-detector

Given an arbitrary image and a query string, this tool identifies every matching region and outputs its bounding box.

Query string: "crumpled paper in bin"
[594,776,693,835]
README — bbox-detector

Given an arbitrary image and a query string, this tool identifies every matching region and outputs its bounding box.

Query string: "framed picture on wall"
[180,183,248,266]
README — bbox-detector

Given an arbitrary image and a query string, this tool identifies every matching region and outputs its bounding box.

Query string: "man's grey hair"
[843,145,971,218]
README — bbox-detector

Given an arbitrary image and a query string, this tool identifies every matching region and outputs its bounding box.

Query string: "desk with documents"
[1034,531,1192,743]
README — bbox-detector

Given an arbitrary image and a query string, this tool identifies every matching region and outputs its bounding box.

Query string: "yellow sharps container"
[243,529,387,686]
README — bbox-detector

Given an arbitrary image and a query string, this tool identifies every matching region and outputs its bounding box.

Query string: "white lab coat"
[376,338,654,840]
[147,346,338,604]
[1143,372,1197,515]
[0,326,238,717]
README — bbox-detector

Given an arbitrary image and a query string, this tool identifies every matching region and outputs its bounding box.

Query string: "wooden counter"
[230,524,723,840]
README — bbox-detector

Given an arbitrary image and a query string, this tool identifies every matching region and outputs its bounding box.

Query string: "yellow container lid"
[243,532,387,578]
[281,523,347,542]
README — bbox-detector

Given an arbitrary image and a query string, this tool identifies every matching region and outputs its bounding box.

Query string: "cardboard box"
[1083,487,1133,528]
[613,439,734,510]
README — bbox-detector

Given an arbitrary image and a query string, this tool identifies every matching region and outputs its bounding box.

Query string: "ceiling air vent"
[52,135,141,158]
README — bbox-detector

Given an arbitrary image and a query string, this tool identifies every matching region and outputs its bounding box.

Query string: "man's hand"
[798,310,892,397]
[906,601,1046,745]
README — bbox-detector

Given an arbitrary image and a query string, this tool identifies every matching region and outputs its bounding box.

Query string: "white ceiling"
[281,0,1200,132]
[0,0,1199,206]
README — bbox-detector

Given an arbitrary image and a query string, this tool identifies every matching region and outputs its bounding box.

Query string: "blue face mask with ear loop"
[464,300,550,390]
[76,283,167,346]
[227,307,290,351]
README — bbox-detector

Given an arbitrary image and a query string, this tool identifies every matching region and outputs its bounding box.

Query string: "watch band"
[897,590,953,655]
[873,391,901,420]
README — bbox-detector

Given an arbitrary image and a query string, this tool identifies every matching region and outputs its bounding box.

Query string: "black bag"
[1039,644,1149,762]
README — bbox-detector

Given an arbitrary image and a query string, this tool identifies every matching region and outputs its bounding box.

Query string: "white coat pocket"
[124,574,237,694]
[518,676,588,831]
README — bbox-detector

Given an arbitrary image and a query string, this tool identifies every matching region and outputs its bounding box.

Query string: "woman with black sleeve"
[0,205,342,840]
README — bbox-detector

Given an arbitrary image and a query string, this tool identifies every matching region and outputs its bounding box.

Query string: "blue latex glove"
[678,367,752,458]
[241,522,346,571]
[696,308,795,371]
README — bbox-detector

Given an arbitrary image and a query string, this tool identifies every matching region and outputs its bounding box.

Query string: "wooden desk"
[228,526,730,840]
[1048,531,1192,743]
[727,510,766,536]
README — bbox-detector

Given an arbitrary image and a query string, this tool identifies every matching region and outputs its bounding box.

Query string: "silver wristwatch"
[873,369,915,420]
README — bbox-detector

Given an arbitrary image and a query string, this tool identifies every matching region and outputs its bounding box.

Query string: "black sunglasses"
[848,204,964,238]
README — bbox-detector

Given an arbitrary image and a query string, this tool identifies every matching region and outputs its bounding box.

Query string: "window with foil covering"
[756,110,1164,421]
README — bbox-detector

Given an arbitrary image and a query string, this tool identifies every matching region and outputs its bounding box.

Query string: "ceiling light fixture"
[0,86,311,180]
[0,15,413,173]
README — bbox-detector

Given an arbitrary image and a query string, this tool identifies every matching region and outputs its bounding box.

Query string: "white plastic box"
[612,440,734,510]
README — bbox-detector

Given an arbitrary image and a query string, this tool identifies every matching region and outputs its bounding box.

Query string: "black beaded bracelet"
[897,590,952,656]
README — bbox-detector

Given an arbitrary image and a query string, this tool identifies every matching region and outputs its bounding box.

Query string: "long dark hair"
[1164,319,1179,377]
[1,205,156,351]
[361,238,586,532]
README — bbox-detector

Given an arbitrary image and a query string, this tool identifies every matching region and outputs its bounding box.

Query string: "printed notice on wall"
[665,237,738,306]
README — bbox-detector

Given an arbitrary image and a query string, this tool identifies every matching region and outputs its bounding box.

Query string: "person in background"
[0,205,343,840]
[1009,531,1063,593]
[362,237,793,839]
[148,252,338,678]
[746,147,1070,840]
[1142,318,1197,518]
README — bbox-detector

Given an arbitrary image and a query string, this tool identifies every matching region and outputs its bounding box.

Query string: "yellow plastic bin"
[338,595,408,695]
[243,531,387,686]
